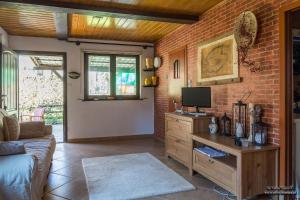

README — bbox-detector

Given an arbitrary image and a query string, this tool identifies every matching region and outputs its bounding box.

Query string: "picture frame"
[197,34,239,85]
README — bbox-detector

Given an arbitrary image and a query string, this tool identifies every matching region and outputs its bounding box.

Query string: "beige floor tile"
[52,164,85,179]
[50,160,70,172]
[43,193,70,200]
[45,173,73,192]
[50,177,89,200]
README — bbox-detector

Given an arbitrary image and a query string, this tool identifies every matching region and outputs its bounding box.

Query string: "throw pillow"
[3,114,20,141]
[0,141,25,156]
[19,121,46,139]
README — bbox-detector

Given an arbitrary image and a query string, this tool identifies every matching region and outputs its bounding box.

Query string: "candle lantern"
[232,100,247,138]
[220,113,231,136]
[252,122,268,145]
[252,105,268,145]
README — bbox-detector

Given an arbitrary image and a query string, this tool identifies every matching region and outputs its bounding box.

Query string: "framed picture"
[197,34,239,85]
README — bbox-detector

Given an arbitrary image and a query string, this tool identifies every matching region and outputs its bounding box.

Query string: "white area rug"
[82,153,195,200]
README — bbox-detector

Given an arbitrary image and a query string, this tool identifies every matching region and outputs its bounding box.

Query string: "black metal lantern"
[232,100,247,138]
[252,122,268,145]
[220,113,231,136]
[252,105,268,145]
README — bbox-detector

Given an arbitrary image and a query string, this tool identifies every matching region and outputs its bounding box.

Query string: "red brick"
[154,0,297,144]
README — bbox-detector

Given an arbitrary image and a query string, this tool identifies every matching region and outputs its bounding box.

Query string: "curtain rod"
[64,39,153,49]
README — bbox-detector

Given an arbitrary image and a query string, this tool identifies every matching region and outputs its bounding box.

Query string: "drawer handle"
[208,159,214,164]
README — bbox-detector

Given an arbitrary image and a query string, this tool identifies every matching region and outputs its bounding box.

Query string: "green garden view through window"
[84,53,140,100]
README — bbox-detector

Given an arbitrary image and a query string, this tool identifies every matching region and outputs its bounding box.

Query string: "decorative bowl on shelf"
[144,78,152,86]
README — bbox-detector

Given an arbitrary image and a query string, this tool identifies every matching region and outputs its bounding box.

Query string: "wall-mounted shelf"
[143,85,158,88]
[143,68,157,72]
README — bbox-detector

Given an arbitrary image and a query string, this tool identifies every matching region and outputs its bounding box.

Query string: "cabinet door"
[0,44,18,115]
[166,135,189,165]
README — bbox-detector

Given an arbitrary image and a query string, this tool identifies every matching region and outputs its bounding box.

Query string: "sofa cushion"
[21,135,56,172]
[0,141,25,156]
[3,114,20,141]
[19,121,46,139]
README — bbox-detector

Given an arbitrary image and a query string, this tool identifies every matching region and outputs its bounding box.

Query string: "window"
[84,53,140,100]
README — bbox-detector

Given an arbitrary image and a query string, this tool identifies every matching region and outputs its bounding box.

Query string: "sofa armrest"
[19,121,48,139]
[45,125,52,135]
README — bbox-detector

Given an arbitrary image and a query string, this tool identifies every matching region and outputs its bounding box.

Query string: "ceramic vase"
[209,117,218,134]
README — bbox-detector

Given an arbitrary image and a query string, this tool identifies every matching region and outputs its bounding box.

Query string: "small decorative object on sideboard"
[173,99,183,113]
[248,103,255,142]
[209,117,218,134]
[220,113,231,136]
[252,105,268,145]
[232,100,247,137]
[232,100,247,146]
[235,122,244,137]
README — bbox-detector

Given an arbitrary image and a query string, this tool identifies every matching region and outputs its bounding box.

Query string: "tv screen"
[182,87,211,108]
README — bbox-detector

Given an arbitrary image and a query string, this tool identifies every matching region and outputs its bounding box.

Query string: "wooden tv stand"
[165,112,279,200]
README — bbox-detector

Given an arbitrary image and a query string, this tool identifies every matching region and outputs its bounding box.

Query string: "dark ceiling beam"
[0,0,199,24]
[54,13,68,40]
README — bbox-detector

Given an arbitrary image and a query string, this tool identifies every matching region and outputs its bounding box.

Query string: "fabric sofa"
[0,109,56,200]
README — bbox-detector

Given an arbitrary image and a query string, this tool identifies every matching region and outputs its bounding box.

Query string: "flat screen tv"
[182,87,211,111]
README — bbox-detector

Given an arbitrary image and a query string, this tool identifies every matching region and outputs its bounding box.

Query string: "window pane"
[116,56,137,95]
[88,55,110,96]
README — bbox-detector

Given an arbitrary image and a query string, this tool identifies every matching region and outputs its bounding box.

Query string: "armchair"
[20,107,45,122]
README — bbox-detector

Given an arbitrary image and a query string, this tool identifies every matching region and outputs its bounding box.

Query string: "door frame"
[279,0,300,187]
[167,45,188,112]
[0,44,19,114]
[16,50,68,142]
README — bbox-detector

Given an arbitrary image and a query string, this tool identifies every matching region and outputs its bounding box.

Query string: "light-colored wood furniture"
[164,112,279,200]
[165,112,211,175]
[192,132,279,200]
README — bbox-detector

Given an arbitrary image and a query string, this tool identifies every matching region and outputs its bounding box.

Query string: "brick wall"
[154,0,297,145]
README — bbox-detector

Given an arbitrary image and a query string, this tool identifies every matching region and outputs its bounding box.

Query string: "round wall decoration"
[154,56,161,68]
[68,71,80,79]
[234,11,258,49]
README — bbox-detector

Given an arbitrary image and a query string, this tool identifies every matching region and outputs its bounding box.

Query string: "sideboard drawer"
[193,150,237,194]
[166,117,192,133]
[166,136,189,165]
[166,129,189,142]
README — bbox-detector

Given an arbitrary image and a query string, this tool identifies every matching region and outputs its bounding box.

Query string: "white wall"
[0,27,8,47]
[9,36,154,139]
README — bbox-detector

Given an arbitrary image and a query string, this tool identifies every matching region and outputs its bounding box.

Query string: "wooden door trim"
[15,50,68,143]
[167,46,188,112]
[168,45,188,86]
[279,0,300,186]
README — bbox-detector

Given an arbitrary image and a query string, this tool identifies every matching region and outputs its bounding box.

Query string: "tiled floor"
[43,138,226,200]
[52,124,64,143]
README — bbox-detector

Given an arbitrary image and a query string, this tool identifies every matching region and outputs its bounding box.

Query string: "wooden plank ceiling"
[70,15,182,42]
[0,0,223,43]
[59,0,221,16]
[0,7,56,37]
